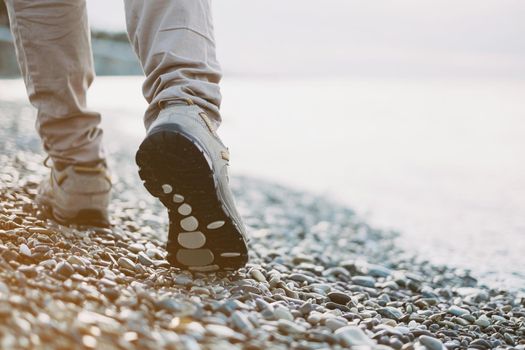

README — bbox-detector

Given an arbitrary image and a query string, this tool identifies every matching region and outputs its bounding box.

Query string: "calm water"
[2,77,524,292]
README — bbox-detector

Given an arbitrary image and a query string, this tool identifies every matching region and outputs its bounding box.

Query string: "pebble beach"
[1,100,524,349]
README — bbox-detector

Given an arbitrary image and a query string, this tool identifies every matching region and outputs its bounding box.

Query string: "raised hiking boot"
[135,103,249,272]
[36,158,111,227]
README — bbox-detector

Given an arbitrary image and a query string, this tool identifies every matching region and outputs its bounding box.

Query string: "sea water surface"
[1,76,524,292]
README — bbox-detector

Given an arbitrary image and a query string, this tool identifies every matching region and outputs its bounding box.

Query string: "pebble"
[249,268,266,283]
[335,326,375,347]
[174,274,193,287]
[206,324,245,341]
[277,319,306,334]
[156,298,183,313]
[231,311,253,332]
[137,251,155,266]
[327,291,351,305]
[128,243,145,253]
[0,282,8,297]
[325,317,347,331]
[117,257,135,271]
[55,261,74,278]
[366,264,393,277]
[274,305,294,321]
[475,314,491,328]
[19,244,31,258]
[351,276,376,288]
[419,335,445,350]
[448,305,470,317]
[378,307,403,320]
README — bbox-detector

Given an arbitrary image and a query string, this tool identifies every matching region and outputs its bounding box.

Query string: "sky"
[86,0,525,78]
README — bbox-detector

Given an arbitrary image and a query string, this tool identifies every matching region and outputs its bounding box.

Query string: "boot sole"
[135,128,248,271]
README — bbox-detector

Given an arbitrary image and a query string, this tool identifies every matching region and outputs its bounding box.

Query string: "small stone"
[118,257,135,271]
[289,273,316,284]
[101,288,119,301]
[325,317,347,331]
[327,291,351,305]
[419,335,445,350]
[274,305,294,321]
[206,324,246,341]
[67,255,85,266]
[378,307,403,320]
[156,298,183,313]
[174,274,193,287]
[18,265,37,278]
[82,335,97,348]
[123,332,138,342]
[40,259,57,269]
[19,244,31,258]
[448,305,470,317]
[366,264,393,277]
[249,268,266,282]
[231,311,253,332]
[128,243,145,253]
[0,282,8,297]
[307,313,321,325]
[137,252,155,266]
[469,339,492,349]
[475,314,491,328]
[351,276,376,288]
[504,333,515,346]
[55,261,75,278]
[277,319,306,334]
[335,326,375,347]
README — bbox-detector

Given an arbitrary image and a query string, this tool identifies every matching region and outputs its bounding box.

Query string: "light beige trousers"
[4,0,222,164]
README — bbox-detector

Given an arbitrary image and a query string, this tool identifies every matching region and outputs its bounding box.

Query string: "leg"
[4,0,104,164]
[4,0,110,227]
[124,0,222,130]
[128,0,248,270]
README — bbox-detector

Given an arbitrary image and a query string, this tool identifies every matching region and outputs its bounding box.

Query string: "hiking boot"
[36,158,111,227]
[135,103,249,271]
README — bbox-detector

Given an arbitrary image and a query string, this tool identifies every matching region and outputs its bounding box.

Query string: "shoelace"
[43,156,112,187]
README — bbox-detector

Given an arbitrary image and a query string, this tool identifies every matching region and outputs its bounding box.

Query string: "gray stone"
[274,305,294,321]
[156,298,183,313]
[366,264,393,277]
[231,311,253,332]
[174,274,193,287]
[118,257,136,270]
[475,314,491,328]
[335,326,375,347]
[448,305,470,317]
[277,319,306,334]
[128,243,146,253]
[378,307,403,320]
[325,317,347,331]
[419,335,445,350]
[351,276,376,288]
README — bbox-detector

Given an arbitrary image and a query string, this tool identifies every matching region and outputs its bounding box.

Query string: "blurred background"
[1,1,524,290]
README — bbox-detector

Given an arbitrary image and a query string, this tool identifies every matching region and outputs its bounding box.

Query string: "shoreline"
[1,100,524,349]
